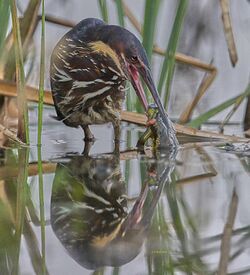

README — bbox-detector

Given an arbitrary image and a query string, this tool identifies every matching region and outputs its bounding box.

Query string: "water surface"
[0,118,250,275]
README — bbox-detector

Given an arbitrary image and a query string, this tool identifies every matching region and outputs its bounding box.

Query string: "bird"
[50,18,169,144]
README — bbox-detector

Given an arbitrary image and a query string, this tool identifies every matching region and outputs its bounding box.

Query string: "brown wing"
[50,38,125,124]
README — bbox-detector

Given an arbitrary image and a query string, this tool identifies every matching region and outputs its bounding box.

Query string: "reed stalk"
[9,0,29,143]
[38,146,46,274]
[135,0,161,111]
[157,0,188,110]
[115,0,125,27]
[188,84,250,128]
[98,0,109,23]
[37,0,45,146]
[13,148,29,274]
[0,0,10,55]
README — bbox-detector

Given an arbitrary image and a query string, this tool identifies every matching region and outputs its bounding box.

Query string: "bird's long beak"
[128,64,148,110]
[129,65,168,125]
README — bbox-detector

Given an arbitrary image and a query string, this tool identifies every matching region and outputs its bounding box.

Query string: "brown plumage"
[50,18,169,143]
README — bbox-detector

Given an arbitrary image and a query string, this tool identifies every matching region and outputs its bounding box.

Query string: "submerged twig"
[0,162,56,180]
[219,0,238,66]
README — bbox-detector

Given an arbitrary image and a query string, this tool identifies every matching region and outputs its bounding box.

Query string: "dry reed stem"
[218,190,238,275]
[179,67,217,123]
[0,162,56,180]
[0,159,216,188]
[0,80,53,105]
[121,111,249,142]
[0,180,15,223]
[219,0,238,66]
[38,14,74,28]
[1,80,249,143]
[176,172,216,185]
[244,96,250,131]
[0,122,25,145]
[219,94,246,132]
[245,129,250,138]
[4,0,41,80]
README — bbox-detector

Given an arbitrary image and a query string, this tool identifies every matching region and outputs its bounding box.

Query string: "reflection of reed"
[0,148,49,275]
[218,189,238,275]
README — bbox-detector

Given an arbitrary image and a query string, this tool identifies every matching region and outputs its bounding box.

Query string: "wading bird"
[50,18,170,144]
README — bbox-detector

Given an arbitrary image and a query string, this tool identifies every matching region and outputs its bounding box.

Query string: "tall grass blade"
[38,146,46,274]
[10,0,29,143]
[37,0,45,146]
[157,0,188,110]
[4,0,41,80]
[13,148,29,274]
[142,0,161,64]
[244,96,250,130]
[98,0,109,23]
[115,0,125,27]
[0,0,10,56]
[187,84,250,128]
[37,1,46,273]
[135,0,161,111]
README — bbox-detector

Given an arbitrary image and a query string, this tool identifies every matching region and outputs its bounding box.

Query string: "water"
[0,116,250,275]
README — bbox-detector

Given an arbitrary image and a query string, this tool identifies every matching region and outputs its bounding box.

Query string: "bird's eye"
[130,55,138,63]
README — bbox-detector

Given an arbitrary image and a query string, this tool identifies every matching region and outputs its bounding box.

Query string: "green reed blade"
[13,148,29,275]
[0,0,10,56]
[98,0,109,23]
[38,145,46,274]
[135,0,161,112]
[157,0,188,110]
[187,84,250,128]
[10,0,29,143]
[37,1,46,273]
[142,0,161,63]
[115,0,125,27]
[37,0,45,146]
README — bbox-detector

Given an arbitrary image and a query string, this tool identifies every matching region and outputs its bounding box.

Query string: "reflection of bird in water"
[50,149,177,270]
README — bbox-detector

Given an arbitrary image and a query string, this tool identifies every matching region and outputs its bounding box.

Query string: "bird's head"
[94,24,168,123]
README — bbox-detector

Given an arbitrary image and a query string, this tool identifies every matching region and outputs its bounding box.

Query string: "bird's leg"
[113,121,121,155]
[82,140,93,156]
[82,125,95,141]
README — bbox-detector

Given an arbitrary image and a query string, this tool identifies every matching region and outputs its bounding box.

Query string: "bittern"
[50,18,169,143]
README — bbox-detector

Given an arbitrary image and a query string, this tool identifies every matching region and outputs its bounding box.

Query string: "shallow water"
[0,114,250,275]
